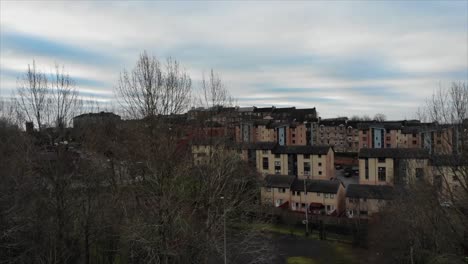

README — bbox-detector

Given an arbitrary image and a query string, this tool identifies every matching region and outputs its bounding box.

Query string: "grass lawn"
[250,223,353,244]
[287,256,317,264]
[243,223,359,264]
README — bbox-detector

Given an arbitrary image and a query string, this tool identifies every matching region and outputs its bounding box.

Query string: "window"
[304,154,310,159]
[292,140,296,144]
[363,131,367,135]
[318,154,322,158]
[292,134,295,138]
[362,198,367,202]
[262,157,269,170]
[378,167,386,181]
[275,154,280,158]
[437,140,441,144]
[301,203,306,208]
[262,150,268,154]
[304,162,311,175]
[317,193,320,197]
[279,188,286,193]
[319,171,322,175]
[359,210,368,216]
[362,137,367,141]
[330,194,334,199]
[318,162,322,167]
[266,187,271,192]
[416,168,424,180]
[386,144,391,148]
[412,140,417,145]
[324,193,329,198]
[295,202,299,208]
[378,157,385,163]
[326,205,331,211]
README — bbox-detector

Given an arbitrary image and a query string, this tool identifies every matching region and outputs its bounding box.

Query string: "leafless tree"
[115,51,192,119]
[373,113,386,122]
[421,82,468,124]
[198,69,234,109]
[15,60,49,131]
[49,64,80,128]
[370,82,468,263]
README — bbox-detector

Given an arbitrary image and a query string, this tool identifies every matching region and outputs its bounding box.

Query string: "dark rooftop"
[359,148,430,159]
[264,174,296,188]
[346,184,394,200]
[272,145,331,155]
[291,179,341,194]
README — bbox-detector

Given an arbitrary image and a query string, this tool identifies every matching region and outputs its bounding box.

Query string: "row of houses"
[235,117,466,155]
[191,140,466,219]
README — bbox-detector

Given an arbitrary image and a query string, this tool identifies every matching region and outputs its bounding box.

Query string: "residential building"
[358,148,430,186]
[249,144,334,179]
[290,179,346,215]
[317,118,359,152]
[430,155,468,203]
[345,184,394,219]
[261,174,296,208]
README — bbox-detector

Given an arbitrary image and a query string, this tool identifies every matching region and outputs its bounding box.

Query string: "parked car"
[352,166,359,176]
[335,164,343,170]
[343,167,352,177]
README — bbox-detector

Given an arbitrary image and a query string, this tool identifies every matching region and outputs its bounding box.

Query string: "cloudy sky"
[1,1,467,119]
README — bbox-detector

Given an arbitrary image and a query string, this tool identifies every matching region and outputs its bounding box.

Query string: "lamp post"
[220,196,227,264]
[303,178,309,236]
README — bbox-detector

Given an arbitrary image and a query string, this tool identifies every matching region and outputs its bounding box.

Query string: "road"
[335,167,359,187]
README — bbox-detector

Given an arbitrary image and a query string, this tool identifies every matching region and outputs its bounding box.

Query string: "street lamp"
[220,196,227,264]
[303,178,309,236]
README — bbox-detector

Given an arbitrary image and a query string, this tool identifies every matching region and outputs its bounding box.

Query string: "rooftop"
[291,179,342,194]
[264,174,296,188]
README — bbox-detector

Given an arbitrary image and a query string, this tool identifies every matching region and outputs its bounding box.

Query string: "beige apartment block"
[261,175,295,207]
[430,155,468,203]
[289,179,346,215]
[346,184,394,219]
[358,148,430,186]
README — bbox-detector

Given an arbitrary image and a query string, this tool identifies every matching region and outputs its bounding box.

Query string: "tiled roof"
[358,148,430,159]
[264,174,296,188]
[346,184,394,200]
[291,179,341,194]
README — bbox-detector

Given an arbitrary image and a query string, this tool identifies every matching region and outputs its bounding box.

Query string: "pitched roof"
[272,145,331,155]
[346,184,394,200]
[264,174,296,188]
[358,148,430,159]
[244,142,277,150]
[291,179,341,194]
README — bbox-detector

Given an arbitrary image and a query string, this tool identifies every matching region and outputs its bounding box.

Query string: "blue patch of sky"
[1,67,111,90]
[237,96,342,104]
[345,86,402,100]
[159,44,324,71]
[0,31,121,66]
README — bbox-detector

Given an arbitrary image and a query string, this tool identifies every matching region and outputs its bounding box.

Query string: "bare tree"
[370,82,468,263]
[15,60,49,131]
[420,82,467,124]
[49,64,80,128]
[198,69,233,109]
[373,113,386,122]
[115,51,192,119]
